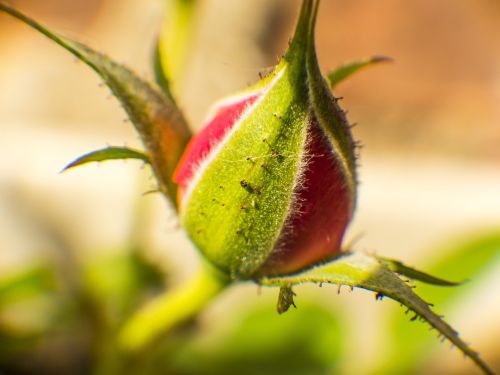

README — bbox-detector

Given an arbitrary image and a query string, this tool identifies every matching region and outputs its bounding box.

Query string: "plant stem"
[119,261,230,352]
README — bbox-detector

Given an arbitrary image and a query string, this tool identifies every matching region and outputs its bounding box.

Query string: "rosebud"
[174,0,357,278]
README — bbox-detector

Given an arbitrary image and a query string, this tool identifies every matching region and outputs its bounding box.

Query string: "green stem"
[119,262,230,352]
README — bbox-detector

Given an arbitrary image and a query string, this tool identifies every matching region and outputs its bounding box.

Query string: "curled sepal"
[62,146,150,172]
[0,3,191,209]
[327,56,393,88]
[258,252,494,375]
[376,256,463,287]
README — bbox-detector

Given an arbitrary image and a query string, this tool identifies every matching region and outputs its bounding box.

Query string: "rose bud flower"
[173,0,357,278]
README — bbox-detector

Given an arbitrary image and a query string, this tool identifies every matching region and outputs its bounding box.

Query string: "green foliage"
[0,266,55,308]
[376,256,462,286]
[0,1,496,374]
[259,252,494,374]
[377,231,500,374]
[156,0,200,96]
[327,56,393,88]
[162,301,344,375]
[83,250,165,327]
[62,147,150,172]
[0,3,191,208]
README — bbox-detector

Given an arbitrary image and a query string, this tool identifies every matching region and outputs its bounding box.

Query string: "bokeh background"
[0,0,499,374]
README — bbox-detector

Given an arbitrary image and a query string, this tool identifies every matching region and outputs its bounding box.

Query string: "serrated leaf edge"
[258,252,494,375]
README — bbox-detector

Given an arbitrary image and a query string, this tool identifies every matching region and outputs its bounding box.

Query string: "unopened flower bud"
[174,0,357,278]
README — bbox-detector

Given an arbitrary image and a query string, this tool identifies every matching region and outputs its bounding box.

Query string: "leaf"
[277,284,296,314]
[376,256,462,286]
[379,231,500,374]
[156,0,200,94]
[83,250,165,327]
[258,252,494,375]
[0,267,55,307]
[327,56,393,88]
[153,41,176,103]
[0,3,192,209]
[62,146,150,172]
[163,302,344,375]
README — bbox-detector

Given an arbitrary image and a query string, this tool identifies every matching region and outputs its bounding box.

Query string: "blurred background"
[0,0,499,374]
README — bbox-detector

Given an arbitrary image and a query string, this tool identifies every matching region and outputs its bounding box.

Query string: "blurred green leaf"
[0,3,192,208]
[260,252,494,375]
[0,266,55,307]
[378,230,500,374]
[83,250,165,328]
[62,147,150,172]
[327,56,392,88]
[163,301,344,375]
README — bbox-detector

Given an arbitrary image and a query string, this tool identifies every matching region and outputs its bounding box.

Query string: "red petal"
[173,93,260,202]
[261,119,352,275]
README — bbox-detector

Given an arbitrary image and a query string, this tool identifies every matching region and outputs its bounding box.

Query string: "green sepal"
[180,0,315,278]
[0,3,192,209]
[62,146,150,172]
[327,56,393,88]
[156,0,199,94]
[258,252,494,375]
[305,0,357,206]
[376,256,463,287]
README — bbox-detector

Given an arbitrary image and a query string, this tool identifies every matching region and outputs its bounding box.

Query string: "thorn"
[337,285,342,294]
[319,282,323,288]
[375,292,384,301]
[410,315,418,322]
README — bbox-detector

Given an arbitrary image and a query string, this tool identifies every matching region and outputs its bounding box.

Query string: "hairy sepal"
[305,1,357,208]
[62,146,150,172]
[179,1,316,278]
[0,3,191,209]
[327,56,393,88]
[259,252,494,375]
